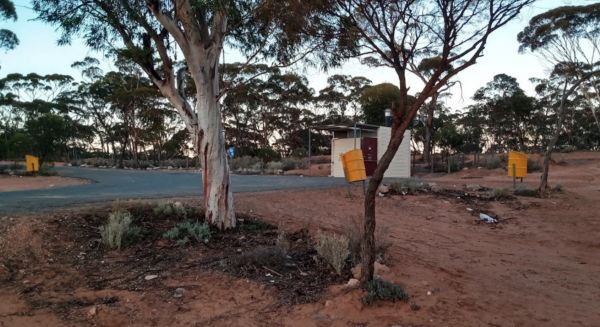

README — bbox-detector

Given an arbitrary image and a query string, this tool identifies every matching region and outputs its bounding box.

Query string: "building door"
[361,137,378,176]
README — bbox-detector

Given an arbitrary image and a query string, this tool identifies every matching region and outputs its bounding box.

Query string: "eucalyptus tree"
[0,0,18,51]
[472,74,536,151]
[317,74,371,123]
[518,3,600,191]
[33,1,326,229]
[408,56,457,168]
[317,0,534,282]
[0,73,89,164]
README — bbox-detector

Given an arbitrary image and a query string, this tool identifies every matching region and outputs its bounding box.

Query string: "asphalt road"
[0,167,346,214]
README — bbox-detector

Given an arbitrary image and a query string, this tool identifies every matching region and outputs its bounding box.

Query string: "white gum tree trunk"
[193,58,235,229]
[140,3,236,229]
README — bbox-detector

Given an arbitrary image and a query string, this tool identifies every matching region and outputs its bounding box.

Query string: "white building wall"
[376,127,411,178]
[330,127,411,178]
[331,137,359,178]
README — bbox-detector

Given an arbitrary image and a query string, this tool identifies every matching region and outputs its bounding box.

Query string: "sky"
[0,0,593,112]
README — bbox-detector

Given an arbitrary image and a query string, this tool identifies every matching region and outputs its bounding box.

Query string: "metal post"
[307,127,311,174]
[512,163,517,189]
[353,122,357,149]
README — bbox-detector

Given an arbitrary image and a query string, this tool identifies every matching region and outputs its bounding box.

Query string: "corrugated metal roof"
[312,123,380,132]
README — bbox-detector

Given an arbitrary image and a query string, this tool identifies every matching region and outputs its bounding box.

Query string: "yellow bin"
[25,154,40,173]
[507,151,527,178]
[341,149,367,182]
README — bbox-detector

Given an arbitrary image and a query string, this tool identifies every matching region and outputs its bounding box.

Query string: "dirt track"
[1,151,599,326]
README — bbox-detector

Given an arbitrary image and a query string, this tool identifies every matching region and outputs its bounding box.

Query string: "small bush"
[230,156,263,172]
[100,210,133,250]
[310,155,331,164]
[553,183,564,193]
[281,157,308,171]
[234,246,287,268]
[410,302,421,311]
[389,178,430,195]
[362,278,409,305]
[266,161,284,173]
[447,154,464,172]
[275,230,290,253]
[315,233,350,275]
[153,201,188,219]
[0,163,25,174]
[343,215,392,265]
[254,148,281,162]
[514,186,539,197]
[492,188,512,200]
[558,145,577,153]
[480,155,503,169]
[527,158,542,172]
[163,221,211,246]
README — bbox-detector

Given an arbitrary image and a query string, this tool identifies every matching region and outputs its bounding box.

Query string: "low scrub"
[343,215,392,265]
[514,186,539,197]
[233,246,287,268]
[552,183,564,193]
[315,233,350,275]
[99,210,144,250]
[389,178,430,195]
[527,158,542,172]
[230,156,309,174]
[491,188,513,200]
[77,157,198,169]
[480,155,503,169]
[0,163,25,175]
[447,154,464,172]
[163,221,211,246]
[362,278,409,305]
[153,201,188,219]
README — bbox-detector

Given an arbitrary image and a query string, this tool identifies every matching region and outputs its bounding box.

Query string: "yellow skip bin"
[507,151,527,178]
[341,149,367,183]
[25,154,40,173]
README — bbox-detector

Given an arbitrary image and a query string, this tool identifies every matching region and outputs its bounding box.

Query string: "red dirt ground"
[1,151,599,326]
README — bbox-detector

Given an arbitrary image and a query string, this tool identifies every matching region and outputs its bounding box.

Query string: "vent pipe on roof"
[384,108,392,127]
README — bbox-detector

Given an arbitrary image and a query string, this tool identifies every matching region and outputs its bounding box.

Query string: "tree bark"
[186,37,235,229]
[361,120,410,283]
[194,76,235,229]
[539,78,585,191]
[423,93,437,170]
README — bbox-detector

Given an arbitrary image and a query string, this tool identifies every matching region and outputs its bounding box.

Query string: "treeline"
[1,61,598,168]
[415,73,600,171]
[0,60,396,166]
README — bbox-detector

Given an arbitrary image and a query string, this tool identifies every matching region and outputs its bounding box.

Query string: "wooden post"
[512,163,517,189]
[307,127,311,175]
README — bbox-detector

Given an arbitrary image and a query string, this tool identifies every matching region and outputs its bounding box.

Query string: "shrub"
[233,246,287,268]
[266,161,284,173]
[389,178,430,195]
[100,210,133,250]
[230,156,263,173]
[447,154,464,172]
[481,155,503,169]
[275,230,290,253]
[492,188,512,200]
[527,158,542,172]
[514,186,539,197]
[281,157,308,171]
[310,155,331,164]
[343,215,392,265]
[362,278,409,305]
[315,233,350,275]
[153,201,188,219]
[254,148,281,162]
[163,221,211,246]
